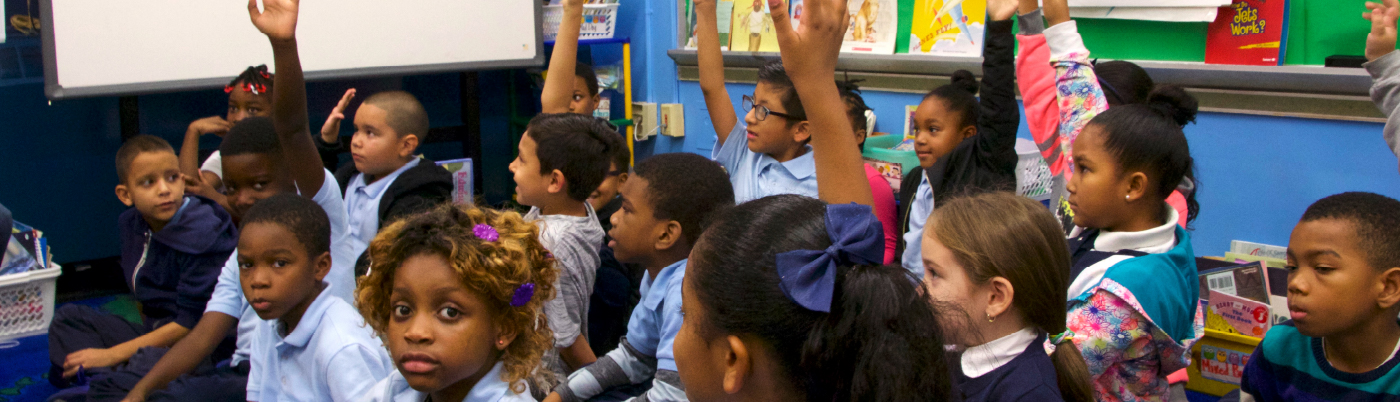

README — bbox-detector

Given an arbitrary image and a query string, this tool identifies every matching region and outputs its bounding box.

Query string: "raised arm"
[1365,0,1400,165]
[770,0,871,207]
[180,117,229,182]
[1044,0,1107,175]
[696,0,740,143]
[249,0,324,197]
[974,0,1020,162]
[542,0,585,114]
[1013,0,1069,176]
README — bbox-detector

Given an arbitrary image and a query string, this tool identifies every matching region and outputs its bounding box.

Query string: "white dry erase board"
[40,0,544,99]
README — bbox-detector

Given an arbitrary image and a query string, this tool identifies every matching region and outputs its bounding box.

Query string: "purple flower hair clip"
[510,283,536,307]
[473,224,499,242]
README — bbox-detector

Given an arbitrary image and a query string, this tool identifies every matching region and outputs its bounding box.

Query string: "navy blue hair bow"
[775,203,885,313]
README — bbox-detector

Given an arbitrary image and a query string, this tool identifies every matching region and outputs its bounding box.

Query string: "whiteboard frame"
[39,0,546,100]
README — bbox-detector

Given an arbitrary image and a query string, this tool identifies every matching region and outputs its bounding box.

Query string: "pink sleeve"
[865,164,898,264]
[1016,33,1066,177]
[1166,190,1188,228]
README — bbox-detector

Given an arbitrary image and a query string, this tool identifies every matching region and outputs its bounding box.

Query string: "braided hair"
[226,65,273,96]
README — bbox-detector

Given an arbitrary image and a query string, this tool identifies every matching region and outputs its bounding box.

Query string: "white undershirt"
[960,327,1038,378]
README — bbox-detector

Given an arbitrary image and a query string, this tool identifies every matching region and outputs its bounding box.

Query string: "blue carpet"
[0,295,138,402]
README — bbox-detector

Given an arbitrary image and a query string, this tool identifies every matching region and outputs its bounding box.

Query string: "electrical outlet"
[661,103,684,137]
[632,102,658,140]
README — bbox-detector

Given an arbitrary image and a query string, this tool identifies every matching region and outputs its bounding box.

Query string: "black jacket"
[334,157,454,230]
[895,19,1020,261]
[118,195,238,329]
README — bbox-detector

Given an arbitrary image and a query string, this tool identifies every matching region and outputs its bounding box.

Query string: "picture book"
[907,0,986,57]
[1198,261,1270,304]
[863,157,904,191]
[896,104,918,151]
[842,0,899,54]
[1206,289,1272,337]
[1199,344,1252,385]
[685,0,733,51]
[730,0,782,52]
[1204,0,1288,66]
[1229,239,1286,261]
[436,158,475,206]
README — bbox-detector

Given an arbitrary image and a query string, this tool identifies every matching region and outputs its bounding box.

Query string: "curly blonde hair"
[356,203,558,394]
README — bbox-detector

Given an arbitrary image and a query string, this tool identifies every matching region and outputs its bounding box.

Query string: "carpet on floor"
[0,295,139,402]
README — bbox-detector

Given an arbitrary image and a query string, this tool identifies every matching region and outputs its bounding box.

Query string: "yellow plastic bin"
[1186,329,1262,397]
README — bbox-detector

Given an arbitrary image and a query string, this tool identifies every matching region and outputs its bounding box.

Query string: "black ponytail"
[1093,60,1152,106]
[922,70,980,129]
[1087,86,1201,224]
[689,195,953,402]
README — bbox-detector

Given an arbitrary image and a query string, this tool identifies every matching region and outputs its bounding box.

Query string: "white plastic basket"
[1014,138,1055,201]
[0,263,61,341]
[543,4,620,42]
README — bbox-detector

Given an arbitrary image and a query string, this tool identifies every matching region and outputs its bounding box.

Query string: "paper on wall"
[1069,6,1219,22]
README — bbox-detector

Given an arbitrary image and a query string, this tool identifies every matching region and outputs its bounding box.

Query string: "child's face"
[509,133,556,208]
[1285,219,1392,338]
[351,103,416,178]
[115,151,186,229]
[743,82,808,158]
[588,162,625,212]
[912,97,974,168]
[673,272,728,401]
[608,175,667,265]
[921,228,989,346]
[1066,126,1129,230]
[568,77,600,116]
[238,222,330,325]
[222,153,297,219]
[386,253,511,397]
[227,86,272,125]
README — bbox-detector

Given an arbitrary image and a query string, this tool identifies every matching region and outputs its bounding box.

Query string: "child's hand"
[320,88,356,144]
[182,173,222,200]
[563,0,586,9]
[988,0,1019,21]
[187,116,231,137]
[62,348,124,378]
[248,0,299,42]
[119,390,148,402]
[769,0,847,81]
[1366,0,1399,61]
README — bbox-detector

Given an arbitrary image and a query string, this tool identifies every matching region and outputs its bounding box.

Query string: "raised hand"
[248,0,299,41]
[988,0,1019,21]
[187,116,231,137]
[768,0,846,82]
[1366,0,1399,61]
[321,88,356,143]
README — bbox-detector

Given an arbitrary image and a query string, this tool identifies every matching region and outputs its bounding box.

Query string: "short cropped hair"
[525,113,625,201]
[609,131,630,173]
[220,116,282,157]
[632,153,735,246]
[575,63,600,96]
[363,90,430,138]
[116,135,175,184]
[240,193,331,257]
[1300,191,1400,270]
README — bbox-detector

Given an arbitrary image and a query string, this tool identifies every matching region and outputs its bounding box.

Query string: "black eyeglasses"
[742,95,803,121]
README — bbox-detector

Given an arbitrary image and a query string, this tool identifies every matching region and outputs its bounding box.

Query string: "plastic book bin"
[861,134,918,176]
[1014,138,1055,201]
[0,263,61,341]
[543,4,620,42]
[1185,328,1262,397]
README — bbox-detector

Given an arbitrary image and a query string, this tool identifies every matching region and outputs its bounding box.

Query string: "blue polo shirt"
[204,169,358,365]
[345,157,421,254]
[363,362,534,402]
[629,258,687,372]
[900,172,934,277]
[712,122,818,204]
[247,284,391,402]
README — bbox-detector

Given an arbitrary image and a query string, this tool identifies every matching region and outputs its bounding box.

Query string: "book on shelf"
[1204,0,1288,66]
[906,0,986,57]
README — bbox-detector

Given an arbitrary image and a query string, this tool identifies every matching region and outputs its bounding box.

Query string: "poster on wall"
[730,0,783,52]
[907,0,986,57]
[842,0,898,54]
[685,0,734,50]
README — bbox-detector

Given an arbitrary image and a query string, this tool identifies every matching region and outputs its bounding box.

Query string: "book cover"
[436,158,475,205]
[863,157,903,191]
[685,0,733,51]
[1229,239,1286,261]
[907,0,986,57]
[1206,289,1272,337]
[842,0,899,54]
[1200,344,1252,385]
[1204,0,1288,66]
[1198,261,1271,304]
[730,0,782,52]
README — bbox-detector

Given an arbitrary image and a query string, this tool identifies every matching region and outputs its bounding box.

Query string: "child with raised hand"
[546,152,734,402]
[837,80,897,264]
[922,192,1093,402]
[1239,192,1400,401]
[696,0,828,204]
[48,136,237,391]
[896,0,1020,276]
[1364,0,1400,172]
[238,194,391,401]
[179,65,274,199]
[356,204,557,402]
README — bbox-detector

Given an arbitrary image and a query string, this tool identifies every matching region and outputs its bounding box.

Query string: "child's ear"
[791,120,812,144]
[617,172,629,185]
[115,184,134,207]
[547,170,568,195]
[494,327,519,351]
[984,276,1015,321]
[1124,172,1150,202]
[655,220,684,252]
[959,124,977,141]
[312,251,332,282]
[399,133,420,158]
[723,335,751,395]
[1377,266,1400,309]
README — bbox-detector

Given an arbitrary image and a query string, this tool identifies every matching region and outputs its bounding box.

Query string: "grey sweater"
[1366,50,1400,159]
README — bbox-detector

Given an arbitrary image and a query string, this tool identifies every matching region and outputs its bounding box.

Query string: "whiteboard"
[40,0,544,99]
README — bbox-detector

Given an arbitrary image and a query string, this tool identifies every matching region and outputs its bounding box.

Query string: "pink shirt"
[864,164,898,264]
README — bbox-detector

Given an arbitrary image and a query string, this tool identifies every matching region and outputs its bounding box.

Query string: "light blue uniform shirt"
[205,169,358,366]
[900,172,934,277]
[360,362,533,402]
[712,122,818,204]
[629,259,687,372]
[345,158,420,254]
[248,284,391,402]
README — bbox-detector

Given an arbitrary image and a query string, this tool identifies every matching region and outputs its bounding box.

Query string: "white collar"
[960,327,1037,378]
[1092,204,1179,254]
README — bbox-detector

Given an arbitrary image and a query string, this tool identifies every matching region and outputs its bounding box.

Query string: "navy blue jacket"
[118,195,238,330]
[953,333,1065,402]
